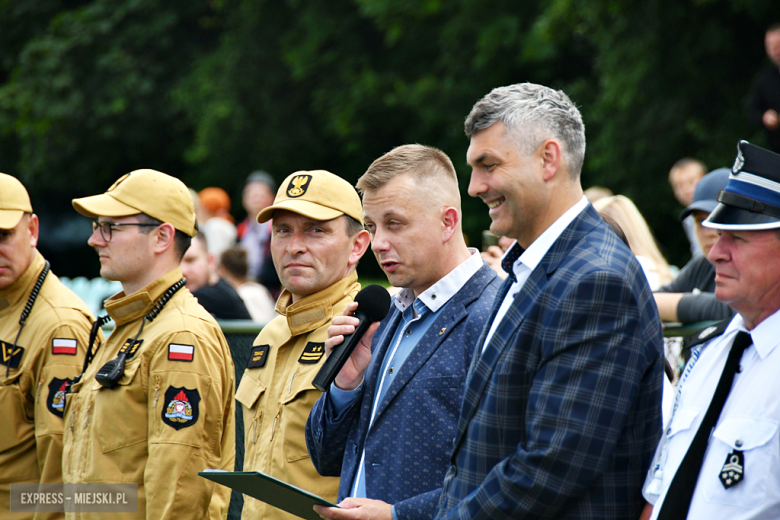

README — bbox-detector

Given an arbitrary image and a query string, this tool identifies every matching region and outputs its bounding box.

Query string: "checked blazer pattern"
[434,205,664,520]
[306,263,501,520]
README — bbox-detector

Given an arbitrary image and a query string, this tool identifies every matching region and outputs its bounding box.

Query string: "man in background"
[217,246,276,324]
[745,23,780,153]
[0,173,94,519]
[238,171,280,296]
[655,168,735,324]
[669,158,707,257]
[181,232,252,320]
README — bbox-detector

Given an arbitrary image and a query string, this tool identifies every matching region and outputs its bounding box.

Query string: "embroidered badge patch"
[299,342,325,364]
[720,450,744,489]
[168,343,194,362]
[119,338,144,360]
[162,386,201,430]
[247,345,270,368]
[52,338,78,355]
[47,377,75,418]
[0,340,24,369]
[286,175,312,198]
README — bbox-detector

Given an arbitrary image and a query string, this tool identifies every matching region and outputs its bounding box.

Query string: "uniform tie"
[656,330,752,519]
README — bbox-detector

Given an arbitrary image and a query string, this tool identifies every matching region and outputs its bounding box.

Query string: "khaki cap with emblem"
[72,169,197,237]
[0,173,33,230]
[256,170,363,225]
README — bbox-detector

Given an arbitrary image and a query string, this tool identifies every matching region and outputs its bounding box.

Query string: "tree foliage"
[0,0,777,276]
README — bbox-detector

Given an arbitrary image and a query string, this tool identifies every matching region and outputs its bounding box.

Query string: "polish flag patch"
[52,339,78,355]
[168,344,194,362]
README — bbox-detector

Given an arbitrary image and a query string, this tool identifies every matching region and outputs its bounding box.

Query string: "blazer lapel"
[371,294,469,421]
[453,205,601,452]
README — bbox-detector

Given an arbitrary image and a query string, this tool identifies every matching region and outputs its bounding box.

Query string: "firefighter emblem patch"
[47,377,75,418]
[162,386,201,430]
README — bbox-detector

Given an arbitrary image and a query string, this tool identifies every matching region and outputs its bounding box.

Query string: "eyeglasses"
[92,221,159,242]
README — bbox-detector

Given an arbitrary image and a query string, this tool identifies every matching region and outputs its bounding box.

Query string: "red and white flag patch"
[168,343,194,362]
[52,339,78,355]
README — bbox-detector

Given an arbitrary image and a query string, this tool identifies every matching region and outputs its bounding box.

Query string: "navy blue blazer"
[306,263,500,520]
[435,205,664,520]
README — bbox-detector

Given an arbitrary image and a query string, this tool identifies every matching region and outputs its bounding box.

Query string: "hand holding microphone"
[313,285,391,392]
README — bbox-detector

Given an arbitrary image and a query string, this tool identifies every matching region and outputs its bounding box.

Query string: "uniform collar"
[104,268,185,326]
[0,250,45,314]
[274,271,360,336]
[729,309,780,360]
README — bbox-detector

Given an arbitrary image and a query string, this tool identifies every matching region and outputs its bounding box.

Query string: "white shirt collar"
[504,196,589,279]
[727,309,780,360]
[394,248,484,313]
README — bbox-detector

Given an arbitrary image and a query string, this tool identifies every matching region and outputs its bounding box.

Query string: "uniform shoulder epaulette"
[685,319,731,349]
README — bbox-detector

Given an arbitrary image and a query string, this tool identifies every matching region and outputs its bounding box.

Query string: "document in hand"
[198,470,339,520]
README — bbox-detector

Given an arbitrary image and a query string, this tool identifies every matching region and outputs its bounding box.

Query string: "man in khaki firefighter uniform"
[0,173,94,519]
[236,170,370,520]
[62,169,235,519]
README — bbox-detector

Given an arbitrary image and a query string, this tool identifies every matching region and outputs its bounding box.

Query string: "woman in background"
[594,195,674,290]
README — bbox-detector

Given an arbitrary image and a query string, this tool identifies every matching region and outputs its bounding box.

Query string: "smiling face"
[362,174,452,296]
[467,122,549,247]
[270,210,368,301]
[0,214,38,291]
[708,229,780,328]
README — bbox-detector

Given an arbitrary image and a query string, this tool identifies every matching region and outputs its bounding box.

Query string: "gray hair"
[464,83,586,178]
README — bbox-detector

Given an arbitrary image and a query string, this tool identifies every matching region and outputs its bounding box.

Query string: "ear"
[153,223,177,254]
[539,139,563,182]
[440,207,460,244]
[27,214,39,248]
[207,252,217,272]
[347,230,371,268]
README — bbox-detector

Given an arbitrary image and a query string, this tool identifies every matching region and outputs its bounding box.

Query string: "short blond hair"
[357,144,458,196]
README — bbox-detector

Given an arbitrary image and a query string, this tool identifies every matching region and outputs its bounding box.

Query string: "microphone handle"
[312,313,371,392]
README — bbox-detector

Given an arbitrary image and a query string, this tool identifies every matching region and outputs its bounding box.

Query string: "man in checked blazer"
[433,83,665,520]
[306,144,501,520]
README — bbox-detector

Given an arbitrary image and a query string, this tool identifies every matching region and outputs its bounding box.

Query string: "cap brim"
[0,210,24,230]
[72,193,142,218]
[702,203,780,230]
[679,200,719,222]
[257,199,343,223]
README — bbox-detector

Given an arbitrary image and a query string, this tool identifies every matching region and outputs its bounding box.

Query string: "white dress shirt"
[483,196,589,351]
[644,309,780,519]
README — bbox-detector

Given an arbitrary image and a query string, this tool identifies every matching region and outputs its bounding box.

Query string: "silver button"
[388,367,394,374]
[406,329,412,335]
[735,439,743,448]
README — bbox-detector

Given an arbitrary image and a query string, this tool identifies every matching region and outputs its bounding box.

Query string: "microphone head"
[354,284,392,323]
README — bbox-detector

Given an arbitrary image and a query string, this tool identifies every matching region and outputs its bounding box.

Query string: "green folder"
[198,470,339,520]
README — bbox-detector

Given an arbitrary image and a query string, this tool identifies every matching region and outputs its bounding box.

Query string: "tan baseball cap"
[257,170,363,224]
[0,173,33,230]
[72,169,197,236]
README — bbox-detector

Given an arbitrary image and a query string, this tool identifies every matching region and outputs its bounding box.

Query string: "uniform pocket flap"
[668,406,700,437]
[280,369,319,405]
[713,418,778,450]
[235,373,266,409]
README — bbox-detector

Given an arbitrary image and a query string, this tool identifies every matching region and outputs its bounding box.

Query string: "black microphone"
[312,284,391,392]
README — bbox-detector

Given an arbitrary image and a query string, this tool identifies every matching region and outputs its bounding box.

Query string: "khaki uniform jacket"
[62,268,235,520]
[237,272,359,520]
[0,251,93,520]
